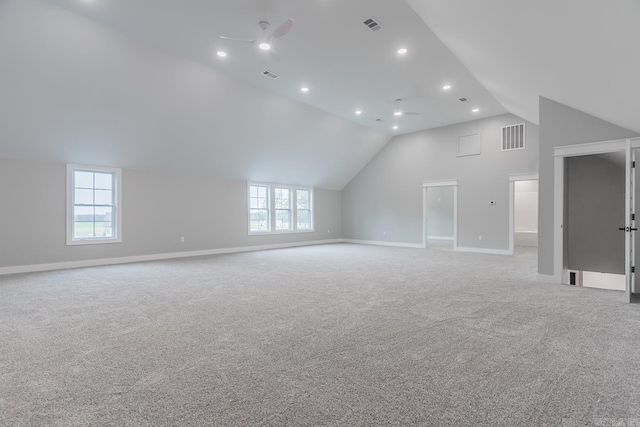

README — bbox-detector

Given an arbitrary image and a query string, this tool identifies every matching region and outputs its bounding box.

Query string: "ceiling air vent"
[363,17,382,31]
[502,123,525,151]
[261,70,279,79]
[459,97,468,102]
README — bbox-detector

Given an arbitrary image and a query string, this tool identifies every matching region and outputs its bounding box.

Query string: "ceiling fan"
[219,19,294,61]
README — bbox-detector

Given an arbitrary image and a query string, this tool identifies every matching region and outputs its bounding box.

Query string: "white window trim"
[66,164,122,245]
[295,187,313,232]
[247,182,314,235]
[274,187,293,232]
[248,183,271,233]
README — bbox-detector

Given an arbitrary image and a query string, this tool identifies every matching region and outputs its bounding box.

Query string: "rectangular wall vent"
[363,17,382,31]
[501,123,525,151]
[261,70,279,79]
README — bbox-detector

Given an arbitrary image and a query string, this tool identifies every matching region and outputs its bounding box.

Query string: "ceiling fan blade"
[219,35,256,44]
[270,18,294,39]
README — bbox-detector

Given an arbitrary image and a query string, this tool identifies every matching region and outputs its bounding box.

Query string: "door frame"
[508,173,539,255]
[422,180,458,249]
[553,138,640,300]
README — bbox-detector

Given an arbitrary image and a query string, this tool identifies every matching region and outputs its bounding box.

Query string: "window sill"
[66,237,122,246]
[248,229,315,236]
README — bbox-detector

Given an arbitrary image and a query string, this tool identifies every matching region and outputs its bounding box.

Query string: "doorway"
[509,173,539,254]
[553,138,640,301]
[422,180,458,250]
[565,152,625,291]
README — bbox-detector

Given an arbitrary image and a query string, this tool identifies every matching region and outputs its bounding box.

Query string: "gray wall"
[0,157,342,268]
[566,153,624,274]
[537,97,639,275]
[426,186,454,238]
[342,114,539,250]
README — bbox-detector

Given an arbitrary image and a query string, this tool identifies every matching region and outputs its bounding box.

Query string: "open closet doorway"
[422,180,458,250]
[553,138,640,301]
[565,151,626,291]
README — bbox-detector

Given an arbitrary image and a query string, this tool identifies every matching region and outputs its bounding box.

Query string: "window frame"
[66,164,122,245]
[248,183,271,233]
[247,182,314,235]
[295,188,313,231]
[274,187,293,231]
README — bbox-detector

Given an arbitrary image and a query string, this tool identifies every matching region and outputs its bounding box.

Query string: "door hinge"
[633,213,636,221]
[632,266,635,273]
[633,161,636,168]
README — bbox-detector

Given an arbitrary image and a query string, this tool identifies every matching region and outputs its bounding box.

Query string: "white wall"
[342,114,539,251]
[0,157,342,269]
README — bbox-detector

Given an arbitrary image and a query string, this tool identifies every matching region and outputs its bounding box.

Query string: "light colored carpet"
[1,243,640,426]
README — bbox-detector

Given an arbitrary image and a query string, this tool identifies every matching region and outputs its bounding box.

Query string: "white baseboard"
[342,239,425,249]
[455,246,512,256]
[0,239,344,276]
[427,235,454,241]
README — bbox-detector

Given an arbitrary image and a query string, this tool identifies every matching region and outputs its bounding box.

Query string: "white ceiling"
[407,0,640,135]
[0,0,390,190]
[40,0,507,135]
[2,0,638,191]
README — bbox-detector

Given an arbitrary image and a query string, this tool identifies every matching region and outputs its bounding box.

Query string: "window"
[248,182,313,234]
[274,187,292,231]
[67,164,122,245]
[296,189,312,230]
[249,184,270,232]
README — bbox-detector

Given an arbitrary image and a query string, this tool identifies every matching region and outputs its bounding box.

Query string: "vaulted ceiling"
[1,0,638,190]
[38,0,508,135]
[407,0,640,135]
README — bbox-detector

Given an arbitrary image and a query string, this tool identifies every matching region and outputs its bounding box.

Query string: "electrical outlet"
[383,231,386,236]
[180,237,185,243]
[327,229,330,234]
[478,235,483,241]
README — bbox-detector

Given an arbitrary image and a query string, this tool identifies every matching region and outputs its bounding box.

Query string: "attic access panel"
[457,133,481,157]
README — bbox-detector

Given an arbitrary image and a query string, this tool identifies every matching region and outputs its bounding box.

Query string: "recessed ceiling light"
[355,110,362,115]
[397,48,408,55]
[393,125,399,130]
[472,108,480,113]
[216,51,227,58]
[258,42,271,50]
[394,111,402,116]
[443,85,451,90]
[301,87,309,93]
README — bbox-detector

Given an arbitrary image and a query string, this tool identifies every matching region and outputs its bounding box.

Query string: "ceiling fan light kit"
[220,19,294,58]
